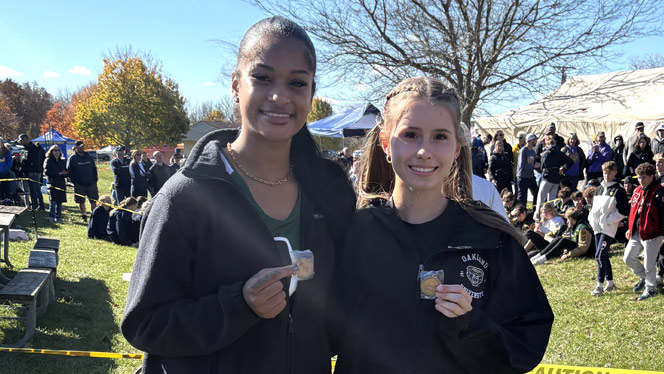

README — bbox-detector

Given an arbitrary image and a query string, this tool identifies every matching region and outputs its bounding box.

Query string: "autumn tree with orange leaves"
[39,84,101,147]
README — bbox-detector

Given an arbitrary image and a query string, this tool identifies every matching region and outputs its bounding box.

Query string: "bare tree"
[187,95,238,124]
[251,0,664,124]
[630,53,664,70]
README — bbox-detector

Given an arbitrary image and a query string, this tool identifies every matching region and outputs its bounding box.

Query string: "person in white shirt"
[472,174,508,220]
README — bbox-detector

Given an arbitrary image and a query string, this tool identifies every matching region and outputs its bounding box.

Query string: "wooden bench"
[28,249,58,303]
[34,237,60,252]
[0,268,52,347]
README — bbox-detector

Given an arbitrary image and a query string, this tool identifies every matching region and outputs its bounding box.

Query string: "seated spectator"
[501,189,515,218]
[571,191,589,222]
[554,187,574,215]
[88,195,113,240]
[524,203,567,255]
[107,197,139,247]
[511,204,535,231]
[531,208,594,265]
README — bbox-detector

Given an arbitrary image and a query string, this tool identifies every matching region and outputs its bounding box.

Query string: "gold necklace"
[226,143,294,187]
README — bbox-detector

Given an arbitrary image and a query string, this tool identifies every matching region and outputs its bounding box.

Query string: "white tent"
[474,67,664,145]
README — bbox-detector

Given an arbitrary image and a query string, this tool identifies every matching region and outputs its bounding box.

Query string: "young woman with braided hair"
[333,77,553,373]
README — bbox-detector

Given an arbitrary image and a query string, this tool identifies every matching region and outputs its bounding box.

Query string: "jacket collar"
[181,129,239,181]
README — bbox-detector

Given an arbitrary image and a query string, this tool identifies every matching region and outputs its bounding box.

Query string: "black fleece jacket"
[334,201,553,374]
[122,129,355,374]
[541,147,573,184]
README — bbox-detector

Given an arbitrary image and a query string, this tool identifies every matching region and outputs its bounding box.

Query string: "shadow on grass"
[0,277,123,374]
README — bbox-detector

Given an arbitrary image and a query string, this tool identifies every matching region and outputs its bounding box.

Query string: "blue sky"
[1,0,662,115]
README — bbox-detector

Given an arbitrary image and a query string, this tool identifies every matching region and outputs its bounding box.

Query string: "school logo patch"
[466,266,484,287]
[460,253,489,299]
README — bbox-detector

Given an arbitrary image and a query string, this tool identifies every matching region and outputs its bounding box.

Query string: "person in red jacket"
[624,162,664,301]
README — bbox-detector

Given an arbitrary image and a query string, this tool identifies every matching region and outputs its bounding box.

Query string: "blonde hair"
[357,77,524,244]
[654,153,664,163]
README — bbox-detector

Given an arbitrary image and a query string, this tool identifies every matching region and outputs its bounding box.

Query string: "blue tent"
[307,103,381,138]
[32,129,76,159]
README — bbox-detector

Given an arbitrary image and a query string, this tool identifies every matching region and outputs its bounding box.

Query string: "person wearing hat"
[516,133,540,207]
[623,122,650,164]
[651,123,664,156]
[611,135,625,181]
[110,146,131,205]
[66,140,99,222]
[584,131,612,183]
[535,123,565,156]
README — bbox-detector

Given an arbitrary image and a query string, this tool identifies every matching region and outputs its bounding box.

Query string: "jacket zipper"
[287,312,294,374]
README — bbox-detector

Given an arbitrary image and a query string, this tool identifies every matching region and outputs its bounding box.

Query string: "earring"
[234,96,239,103]
[386,154,392,164]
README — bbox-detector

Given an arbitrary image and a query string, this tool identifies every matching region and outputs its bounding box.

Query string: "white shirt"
[471,174,509,221]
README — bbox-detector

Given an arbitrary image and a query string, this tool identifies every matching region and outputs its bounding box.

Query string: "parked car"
[8,143,27,160]
[95,147,113,161]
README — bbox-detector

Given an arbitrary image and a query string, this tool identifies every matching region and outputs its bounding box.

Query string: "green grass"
[0,165,140,374]
[1,166,663,373]
[537,245,664,371]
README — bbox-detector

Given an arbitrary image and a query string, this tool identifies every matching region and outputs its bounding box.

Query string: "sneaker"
[48,217,55,223]
[591,284,604,296]
[81,214,88,223]
[637,289,656,301]
[604,283,617,292]
[532,255,546,265]
[633,278,646,293]
[56,217,63,223]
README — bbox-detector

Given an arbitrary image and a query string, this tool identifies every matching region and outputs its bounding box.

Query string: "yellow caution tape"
[0,177,141,215]
[526,364,663,374]
[0,348,661,373]
[0,347,143,359]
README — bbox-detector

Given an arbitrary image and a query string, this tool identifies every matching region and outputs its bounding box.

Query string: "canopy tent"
[32,129,77,159]
[474,67,664,145]
[307,103,381,138]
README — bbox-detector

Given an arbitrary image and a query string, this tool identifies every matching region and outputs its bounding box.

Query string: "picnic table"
[0,206,27,283]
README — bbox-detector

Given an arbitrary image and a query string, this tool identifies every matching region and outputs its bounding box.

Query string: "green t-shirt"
[223,151,301,252]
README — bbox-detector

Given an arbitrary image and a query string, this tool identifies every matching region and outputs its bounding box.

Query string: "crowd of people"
[0,135,186,249]
[480,122,664,300]
[1,16,661,372]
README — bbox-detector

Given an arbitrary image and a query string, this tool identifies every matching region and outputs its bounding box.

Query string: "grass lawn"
[1,166,663,373]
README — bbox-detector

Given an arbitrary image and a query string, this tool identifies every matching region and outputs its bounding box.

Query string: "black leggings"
[539,237,577,260]
[525,230,550,251]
